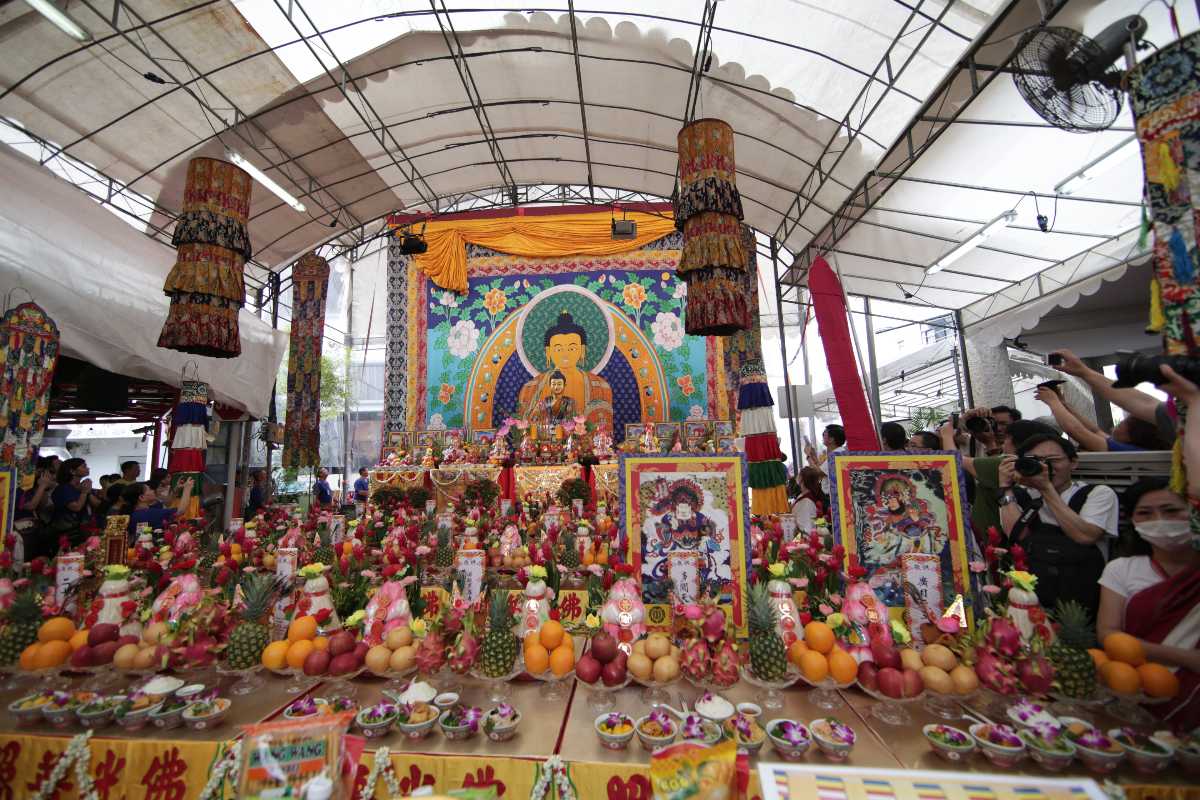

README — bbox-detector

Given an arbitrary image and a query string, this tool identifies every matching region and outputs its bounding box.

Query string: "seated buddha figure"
[518,311,613,430]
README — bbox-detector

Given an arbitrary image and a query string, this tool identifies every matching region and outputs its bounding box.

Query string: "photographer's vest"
[1011,485,1105,618]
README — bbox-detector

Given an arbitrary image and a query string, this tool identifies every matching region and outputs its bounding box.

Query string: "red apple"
[576,653,602,684]
[88,623,119,647]
[304,650,330,676]
[91,641,120,665]
[590,632,618,664]
[70,645,93,669]
[901,667,924,698]
[116,634,139,648]
[877,667,904,699]
[857,661,879,692]
[870,639,901,669]
[601,659,627,687]
[329,631,356,656]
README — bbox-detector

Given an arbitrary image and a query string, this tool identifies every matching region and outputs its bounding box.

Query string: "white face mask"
[1133,519,1194,549]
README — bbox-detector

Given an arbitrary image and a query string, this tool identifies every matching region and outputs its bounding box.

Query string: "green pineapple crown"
[1052,599,1095,649]
[239,572,286,620]
[488,590,513,632]
[437,526,451,548]
[747,582,779,634]
[317,522,332,548]
[6,590,44,625]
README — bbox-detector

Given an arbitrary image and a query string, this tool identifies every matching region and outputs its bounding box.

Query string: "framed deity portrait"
[653,422,680,449]
[712,420,734,437]
[828,452,973,629]
[386,430,410,449]
[623,423,647,447]
[683,421,709,448]
[472,429,497,446]
[415,430,443,449]
[618,454,752,635]
[716,436,736,453]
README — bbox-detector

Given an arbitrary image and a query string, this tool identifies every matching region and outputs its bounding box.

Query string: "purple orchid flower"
[775,721,810,746]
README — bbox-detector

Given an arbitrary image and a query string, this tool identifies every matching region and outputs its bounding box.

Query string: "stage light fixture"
[926,210,1016,275]
[225,150,307,213]
[611,219,637,240]
[21,0,91,41]
[397,227,428,255]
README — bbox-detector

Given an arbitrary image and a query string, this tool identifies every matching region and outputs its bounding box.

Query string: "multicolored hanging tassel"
[1147,276,1165,335]
[0,302,60,489]
[281,253,331,469]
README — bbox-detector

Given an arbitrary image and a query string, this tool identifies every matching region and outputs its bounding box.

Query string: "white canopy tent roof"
[0,0,1192,350]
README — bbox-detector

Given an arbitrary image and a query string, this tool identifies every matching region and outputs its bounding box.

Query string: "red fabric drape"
[808,257,880,451]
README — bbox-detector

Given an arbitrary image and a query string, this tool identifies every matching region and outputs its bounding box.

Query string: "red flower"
[314,607,333,624]
[1028,607,1046,625]
[549,608,561,621]
[831,544,845,561]
[848,564,867,579]
[799,611,813,625]
[987,526,1002,546]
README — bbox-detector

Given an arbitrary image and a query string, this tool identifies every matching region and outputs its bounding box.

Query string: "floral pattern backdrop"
[405,237,724,433]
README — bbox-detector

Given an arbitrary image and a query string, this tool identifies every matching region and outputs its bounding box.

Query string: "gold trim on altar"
[513,464,581,501]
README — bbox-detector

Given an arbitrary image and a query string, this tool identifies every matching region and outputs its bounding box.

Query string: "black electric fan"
[1011,15,1147,133]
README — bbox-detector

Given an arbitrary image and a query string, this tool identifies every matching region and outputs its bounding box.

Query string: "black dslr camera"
[1015,455,1045,477]
[1112,352,1200,388]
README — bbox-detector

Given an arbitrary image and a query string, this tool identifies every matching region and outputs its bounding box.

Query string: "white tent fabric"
[0,143,287,417]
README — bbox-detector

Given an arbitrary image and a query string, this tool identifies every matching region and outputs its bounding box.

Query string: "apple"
[329,652,360,676]
[590,632,618,664]
[877,666,905,699]
[304,650,330,676]
[576,653,602,684]
[91,641,120,665]
[353,641,369,661]
[601,659,627,687]
[870,639,901,670]
[116,634,140,649]
[70,645,93,669]
[901,667,924,698]
[857,661,879,692]
[328,631,356,656]
[88,623,119,647]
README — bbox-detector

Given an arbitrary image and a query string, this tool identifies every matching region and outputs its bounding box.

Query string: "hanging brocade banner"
[1129,31,1200,500]
[281,253,331,469]
[0,302,60,488]
[158,157,251,358]
[723,225,764,414]
[166,377,213,519]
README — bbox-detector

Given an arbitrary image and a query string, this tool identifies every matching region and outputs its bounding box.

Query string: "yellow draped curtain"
[403,209,677,292]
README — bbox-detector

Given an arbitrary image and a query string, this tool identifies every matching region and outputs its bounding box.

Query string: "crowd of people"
[789,353,1200,730]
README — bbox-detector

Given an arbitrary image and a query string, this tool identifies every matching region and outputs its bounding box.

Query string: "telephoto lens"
[1112,353,1200,388]
[964,416,992,435]
[1015,455,1043,477]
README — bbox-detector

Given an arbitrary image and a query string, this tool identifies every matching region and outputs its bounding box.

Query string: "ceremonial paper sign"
[900,553,944,646]
[437,512,453,530]
[572,498,584,517]
[228,517,243,534]
[668,551,702,605]
[453,549,485,605]
[331,514,346,544]
[500,498,512,516]
[56,553,84,614]
[275,547,299,578]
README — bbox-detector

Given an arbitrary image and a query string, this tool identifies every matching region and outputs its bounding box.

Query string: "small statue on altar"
[85,564,142,638]
[488,434,511,464]
[592,424,614,461]
[442,431,467,464]
[420,446,437,469]
[518,565,554,640]
[601,577,647,654]
[499,523,522,561]
[295,563,340,630]
[641,425,660,454]
[516,434,535,464]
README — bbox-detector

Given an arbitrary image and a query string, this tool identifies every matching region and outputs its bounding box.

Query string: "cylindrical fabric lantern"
[678,212,747,274]
[281,253,331,469]
[158,157,252,358]
[0,302,60,489]
[681,268,751,336]
[738,362,788,515]
[675,118,744,227]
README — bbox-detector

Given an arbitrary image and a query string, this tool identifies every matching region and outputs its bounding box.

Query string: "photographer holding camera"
[1050,349,1177,443]
[998,433,1119,618]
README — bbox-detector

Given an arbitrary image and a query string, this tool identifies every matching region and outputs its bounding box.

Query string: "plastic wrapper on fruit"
[649,738,738,800]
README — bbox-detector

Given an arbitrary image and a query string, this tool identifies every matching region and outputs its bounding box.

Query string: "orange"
[559,631,573,653]
[1103,632,1146,666]
[1137,662,1180,699]
[800,650,829,683]
[68,629,89,652]
[19,643,40,671]
[286,639,315,670]
[287,616,318,643]
[788,640,810,667]
[1103,661,1141,695]
[312,636,330,652]
[34,640,71,668]
[525,643,550,675]
[1087,648,1108,669]
[37,617,75,643]
[549,643,574,677]
[829,649,858,684]
[803,622,835,655]
[261,641,290,671]
[539,620,564,651]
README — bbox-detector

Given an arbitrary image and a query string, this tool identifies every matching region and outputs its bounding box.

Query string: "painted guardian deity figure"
[518,310,613,429]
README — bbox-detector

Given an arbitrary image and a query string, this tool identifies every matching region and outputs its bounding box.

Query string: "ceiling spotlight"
[21,0,92,42]
[927,210,1016,275]
[225,150,307,213]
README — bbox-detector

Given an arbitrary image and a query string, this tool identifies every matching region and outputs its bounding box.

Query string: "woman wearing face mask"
[1097,477,1200,731]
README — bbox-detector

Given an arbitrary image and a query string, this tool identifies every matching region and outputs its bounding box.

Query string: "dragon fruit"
[986,618,1022,658]
[711,640,739,688]
[679,639,711,682]
[449,619,480,674]
[702,607,726,643]
[415,630,447,675]
[1017,654,1055,695]
[975,648,1019,695]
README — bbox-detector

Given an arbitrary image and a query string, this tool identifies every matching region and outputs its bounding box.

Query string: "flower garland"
[197,739,243,800]
[361,747,403,798]
[530,756,577,800]
[32,730,99,800]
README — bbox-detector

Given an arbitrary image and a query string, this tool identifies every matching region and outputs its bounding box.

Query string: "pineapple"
[226,573,286,670]
[0,591,43,666]
[314,522,335,566]
[1048,599,1097,699]
[479,591,519,678]
[435,527,453,569]
[560,531,579,570]
[198,535,219,580]
[747,582,788,682]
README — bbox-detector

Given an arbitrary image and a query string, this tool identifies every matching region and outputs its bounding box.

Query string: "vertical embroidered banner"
[383,242,410,435]
[722,224,764,417]
[0,302,59,489]
[166,378,211,519]
[282,253,331,468]
[157,157,251,358]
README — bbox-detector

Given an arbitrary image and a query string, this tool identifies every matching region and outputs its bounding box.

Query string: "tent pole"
[954,310,975,408]
[224,421,242,531]
[151,416,163,471]
[267,271,280,484]
[343,259,354,503]
[864,297,882,427]
[772,238,799,470]
[799,297,817,449]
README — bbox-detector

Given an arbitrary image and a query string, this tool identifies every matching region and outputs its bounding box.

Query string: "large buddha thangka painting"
[391,233,732,442]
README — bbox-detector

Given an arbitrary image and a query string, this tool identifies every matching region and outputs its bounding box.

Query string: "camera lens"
[1015,455,1042,477]
[964,416,990,434]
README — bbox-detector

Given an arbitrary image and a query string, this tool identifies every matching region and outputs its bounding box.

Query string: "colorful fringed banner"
[738,362,789,515]
[808,257,881,451]
[1129,32,1200,500]
[722,225,764,413]
[166,378,212,519]
[0,302,60,489]
[158,157,251,358]
[281,253,331,469]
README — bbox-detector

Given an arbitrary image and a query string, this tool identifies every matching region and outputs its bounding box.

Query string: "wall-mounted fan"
[1012,16,1147,133]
